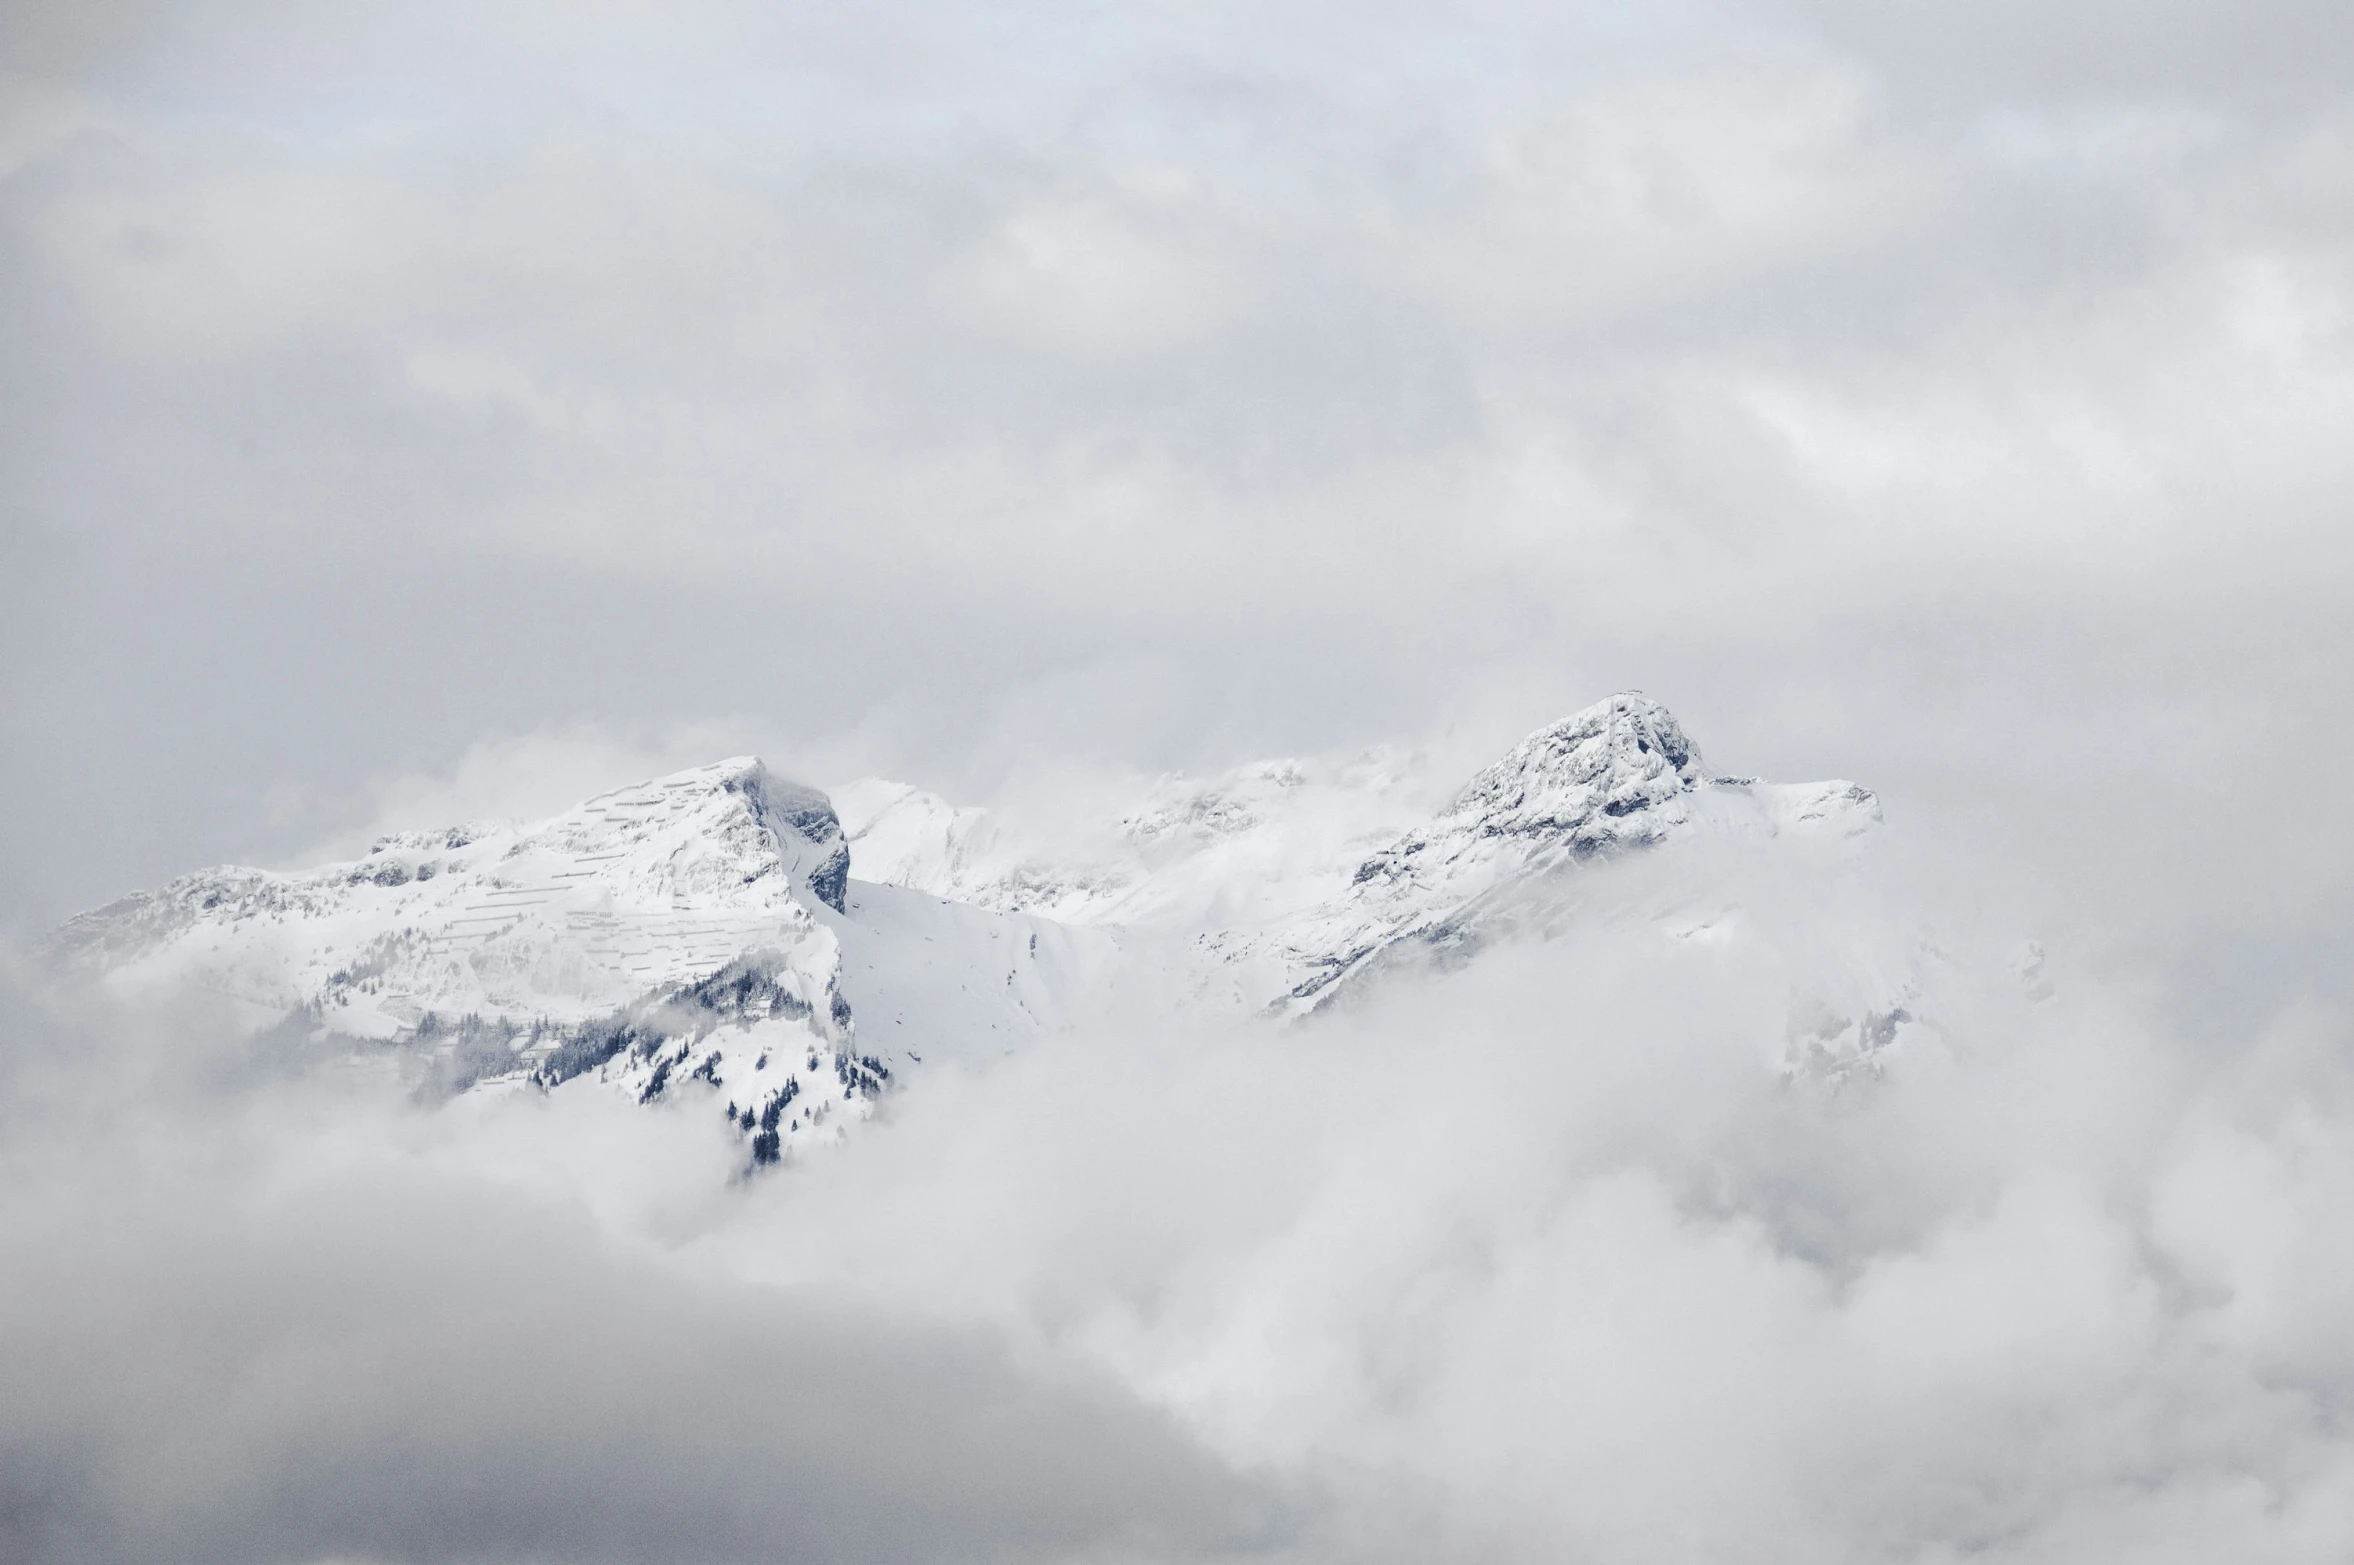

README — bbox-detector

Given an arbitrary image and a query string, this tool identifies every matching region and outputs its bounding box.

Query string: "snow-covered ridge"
[1263,693,1879,1012]
[49,756,851,1036]
[832,693,1881,1019]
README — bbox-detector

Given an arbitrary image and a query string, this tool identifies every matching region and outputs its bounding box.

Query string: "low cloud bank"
[0,986,1285,1565]
[747,895,2354,1561]
[3,834,2352,1562]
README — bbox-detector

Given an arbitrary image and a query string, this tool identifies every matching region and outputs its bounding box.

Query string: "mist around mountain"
[43,695,1922,1162]
[8,694,2352,1564]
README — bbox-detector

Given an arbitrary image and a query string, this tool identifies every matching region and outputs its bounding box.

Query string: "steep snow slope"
[830,779,994,896]
[49,757,853,1038]
[818,880,1126,1068]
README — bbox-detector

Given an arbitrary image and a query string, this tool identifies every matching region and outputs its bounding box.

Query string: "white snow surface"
[50,692,1918,1163]
[51,756,851,1038]
[48,758,908,1158]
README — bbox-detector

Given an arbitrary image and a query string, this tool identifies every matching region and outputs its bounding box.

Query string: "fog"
[4,825,2352,1562]
[4,1,2353,1559]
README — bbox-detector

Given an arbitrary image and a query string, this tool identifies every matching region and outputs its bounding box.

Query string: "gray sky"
[7,11,2354,1560]
[4,0,2352,1001]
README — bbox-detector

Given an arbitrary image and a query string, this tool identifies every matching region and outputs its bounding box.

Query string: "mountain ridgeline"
[48,693,1913,1166]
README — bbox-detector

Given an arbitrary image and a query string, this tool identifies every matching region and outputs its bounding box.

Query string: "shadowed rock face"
[731,766,851,913]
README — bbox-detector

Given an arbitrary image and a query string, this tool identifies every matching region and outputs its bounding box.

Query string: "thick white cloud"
[6,830,2352,1562]
[0,979,1286,1565]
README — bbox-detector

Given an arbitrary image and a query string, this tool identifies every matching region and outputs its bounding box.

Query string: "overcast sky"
[5,0,2352,998]
[8,9,2354,1562]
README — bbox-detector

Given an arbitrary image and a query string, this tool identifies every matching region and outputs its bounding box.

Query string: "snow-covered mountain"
[1253,693,1880,1015]
[841,693,1888,1025]
[47,692,1920,1163]
[53,758,851,1039]
[46,757,1097,1160]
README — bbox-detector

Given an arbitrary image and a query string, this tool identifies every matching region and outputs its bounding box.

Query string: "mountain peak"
[50,753,859,1033]
[587,756,849,913]
[1535,690,1697,769]
[1263,693,1877,1014]
[1444,691,1703,841]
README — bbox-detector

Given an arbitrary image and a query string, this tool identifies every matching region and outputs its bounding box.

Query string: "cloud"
[6,0,2353,948]
[733,863,2354,1561]
[2,8,2352,1551]
[8,825,2354,1561]
[1800,0,2354,110]
[0,981,1286,1565]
